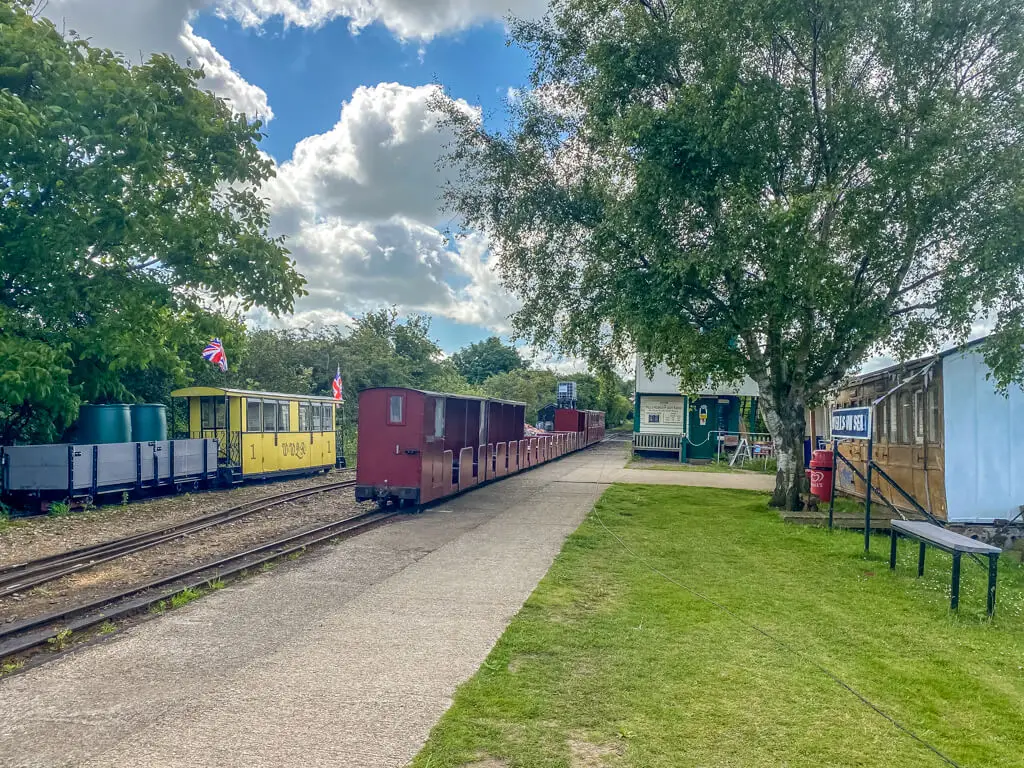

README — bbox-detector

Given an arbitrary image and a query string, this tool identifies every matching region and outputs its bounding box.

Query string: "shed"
[832,339,1024,524]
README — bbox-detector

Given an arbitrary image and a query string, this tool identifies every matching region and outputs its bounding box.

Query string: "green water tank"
[130,404,168,442]
[76,404,132,444]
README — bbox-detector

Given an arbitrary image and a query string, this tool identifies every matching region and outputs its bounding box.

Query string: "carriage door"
[423,396,445,496]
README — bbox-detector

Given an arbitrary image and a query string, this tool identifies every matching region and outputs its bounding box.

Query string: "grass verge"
[629,456,778,475]
[413,484,1024,768]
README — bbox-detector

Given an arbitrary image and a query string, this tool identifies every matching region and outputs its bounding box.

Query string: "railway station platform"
[0,441,770,767]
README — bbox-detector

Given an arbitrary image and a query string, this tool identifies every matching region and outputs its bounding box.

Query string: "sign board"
[830,407,873,440]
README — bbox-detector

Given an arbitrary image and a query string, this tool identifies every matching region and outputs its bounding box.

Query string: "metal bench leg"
[918,542,926,577]
[889,528,898,570]
[951,552,962,611]
[988,553,998,617]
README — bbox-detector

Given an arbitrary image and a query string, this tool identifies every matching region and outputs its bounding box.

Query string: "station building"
[632,356,760,462]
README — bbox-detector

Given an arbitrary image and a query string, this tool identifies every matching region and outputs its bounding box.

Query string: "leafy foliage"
[452,336,527,384]
[438,0,1024,509]
[0,1,302,442]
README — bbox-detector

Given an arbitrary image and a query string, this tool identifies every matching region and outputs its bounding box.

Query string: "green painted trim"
[633,393,641,433]
[680,395,689,463]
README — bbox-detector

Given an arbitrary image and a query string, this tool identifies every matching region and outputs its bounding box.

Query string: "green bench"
[889,520,1002,616]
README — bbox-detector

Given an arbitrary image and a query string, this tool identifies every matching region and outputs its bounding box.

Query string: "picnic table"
[889,520,1002,616]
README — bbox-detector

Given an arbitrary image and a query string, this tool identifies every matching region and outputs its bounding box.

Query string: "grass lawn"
[629,455,778,475]
[413,485,1024,768]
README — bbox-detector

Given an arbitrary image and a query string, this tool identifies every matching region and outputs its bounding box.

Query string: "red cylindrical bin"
[808,449,834,502]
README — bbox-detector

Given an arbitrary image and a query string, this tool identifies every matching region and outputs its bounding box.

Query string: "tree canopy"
[440,0,1024,509]
[0,1,303,442]
[452,336,527,384]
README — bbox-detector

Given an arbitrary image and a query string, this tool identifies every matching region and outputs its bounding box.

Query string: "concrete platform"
[0,447,618,768]
[560,442,775,492]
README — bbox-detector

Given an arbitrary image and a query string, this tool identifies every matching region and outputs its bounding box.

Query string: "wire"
[592,509,965,768]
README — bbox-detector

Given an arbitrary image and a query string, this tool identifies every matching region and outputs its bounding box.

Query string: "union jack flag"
[202,338,228,372]
[332,367,343,401]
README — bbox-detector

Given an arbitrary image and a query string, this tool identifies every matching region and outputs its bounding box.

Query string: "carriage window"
[263,400,277,432]
[914,390,925,443]
[324,405,335,431]
[201,398,214,429]
[388,395,404,425]
[434,398,445,439]
[215,399,226,429]
[246,400,262,432]
[899,391,913,444]
[928,387,940,442]
[278,402,291,432]
[299,403,310,432]
[311,403,322,431]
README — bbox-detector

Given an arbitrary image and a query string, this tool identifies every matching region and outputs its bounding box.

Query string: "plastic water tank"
[76,404,132,444]
[130,404,168,442]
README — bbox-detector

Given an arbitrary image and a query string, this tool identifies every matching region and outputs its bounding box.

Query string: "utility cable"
[592,510,965,768]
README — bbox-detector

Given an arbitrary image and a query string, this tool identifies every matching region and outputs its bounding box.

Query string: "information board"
[830,406,873,440]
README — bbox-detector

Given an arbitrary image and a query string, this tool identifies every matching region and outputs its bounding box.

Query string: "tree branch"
[896,268,947,297]
[890,302,937,317]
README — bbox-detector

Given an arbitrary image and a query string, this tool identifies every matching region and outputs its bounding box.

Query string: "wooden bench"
[889,520,1002,615]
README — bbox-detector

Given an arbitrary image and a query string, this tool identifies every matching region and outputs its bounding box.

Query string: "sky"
[41,0,549,356]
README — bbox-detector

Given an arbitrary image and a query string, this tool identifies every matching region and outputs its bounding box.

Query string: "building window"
[263,400,277,433]
[299,403,310,432]
[278,402,291,432]
[246,400,262,433]
[648,414,661,424]
[389,395,404,425]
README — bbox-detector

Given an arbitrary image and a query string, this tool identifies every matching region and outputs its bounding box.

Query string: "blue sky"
[43,0,547,357]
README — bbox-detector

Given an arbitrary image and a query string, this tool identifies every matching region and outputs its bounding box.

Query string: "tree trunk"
[760,396,807,512]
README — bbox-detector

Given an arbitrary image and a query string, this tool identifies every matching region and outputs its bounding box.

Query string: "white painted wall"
[942,349,1024,523]
[634,356,760,397]
[638,395,685,435]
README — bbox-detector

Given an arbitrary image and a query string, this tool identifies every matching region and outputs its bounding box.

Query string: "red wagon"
[355,388,527,507]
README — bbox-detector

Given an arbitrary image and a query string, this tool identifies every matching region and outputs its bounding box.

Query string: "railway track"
[0,475,357,600]
[0,506,395,661]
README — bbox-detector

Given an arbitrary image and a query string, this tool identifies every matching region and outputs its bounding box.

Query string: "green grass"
[630,455,778,475]
[413,485,1024,768]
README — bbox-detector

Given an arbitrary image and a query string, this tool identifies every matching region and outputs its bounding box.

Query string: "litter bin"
[807,449,834,502]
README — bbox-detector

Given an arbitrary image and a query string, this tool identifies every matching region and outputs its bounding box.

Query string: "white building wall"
[942,349,1024,523]
[635,357,760,397]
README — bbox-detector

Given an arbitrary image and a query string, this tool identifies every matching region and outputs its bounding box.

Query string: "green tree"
[452,336,527,384]
[0,1,303,442]
[440,0,1024,509]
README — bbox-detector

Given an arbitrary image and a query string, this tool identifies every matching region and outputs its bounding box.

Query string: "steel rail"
[0,478,356,598]
[0,509,396,659]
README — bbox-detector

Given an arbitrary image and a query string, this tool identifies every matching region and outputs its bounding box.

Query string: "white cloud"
[271,83,477,224]
[41,0,272,120]
[264,83,519,332]
[217,0,548,40]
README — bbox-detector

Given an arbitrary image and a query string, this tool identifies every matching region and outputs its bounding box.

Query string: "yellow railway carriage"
[171,387,344,482]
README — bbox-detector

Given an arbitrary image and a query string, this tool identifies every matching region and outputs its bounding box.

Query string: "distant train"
[1,386,345,509]
[355,387,605,508]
